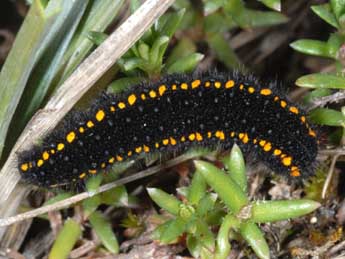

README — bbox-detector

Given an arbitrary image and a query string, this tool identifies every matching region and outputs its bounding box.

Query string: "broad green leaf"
[311,4,339,28]
[49,219,82,259]
[290,39,335,59]
[166,53,204,73]
[222,144,247,193]
[239,222,269,259]
[89,211,119,254]
[147,188,181,215]
[195,160,248,213]
[188,170,207,205]
[157,218,187,243]
[215,214,240,259]
[44,192,73,206]
[251,200,321,223]
[101,185,128,206]
[309,108,345,126]
[258,0,281,11]
[296,73,345,89]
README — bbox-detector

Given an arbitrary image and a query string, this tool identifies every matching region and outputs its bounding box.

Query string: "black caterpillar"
[18,72,318,188]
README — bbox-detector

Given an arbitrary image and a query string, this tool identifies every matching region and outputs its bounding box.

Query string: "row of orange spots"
[273,94,316,139]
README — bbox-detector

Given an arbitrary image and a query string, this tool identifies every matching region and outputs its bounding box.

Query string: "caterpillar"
[18,72,318,188]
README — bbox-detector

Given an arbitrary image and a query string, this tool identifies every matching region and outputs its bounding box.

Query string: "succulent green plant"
[148,145,320,259]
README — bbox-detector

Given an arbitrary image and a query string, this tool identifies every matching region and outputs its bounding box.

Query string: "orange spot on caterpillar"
[205,81,211,87]
[191,80,201,88]
[116,155,123,161]
[274,96,279,101]
[149,90,157,98]
[181,136,186,142]
[189,133,196,141]
[215,131,225,140]
[128,151,132,156]
[248,87,255,93]
[42,151,49,160]
[163,139,169,145]
[57,143,65,151]
[37,159,44,167]
[79,127,85,133]
[128,94,137,105]
[280,100,287,108]
[214,81,221,88]
[135,147,142,153]
[143,145,150,152]
[110,106,116,112]
[181,83,188,90]
[79,173,86,179]
[301,116,306,123]
[289,106,299,114]
[263,142,272,152]
[50,149,55,154]
[109,157,115,164]
[155,142,160,148]
[21,163,28,171]
[260,89,272,96]
[66,132,76,143]
[196,132,203,141]
[230,132,235,137]
[225,80,235,88]
[87,121,94,128]
[273,149,282,156]
[259,140,266,147]
[239,84,244,90]
[118,102,126,109]
[89,169,97,174]
[309,129,316,137]
[207,132,212,138]
[282,156,292,166]
[96,110,105,121]
[141,94,146,100]
[170,137,177,145]
[159,85,167,96]
[290,167,301,177]
[172,84,177,90]
[101,163,106,168]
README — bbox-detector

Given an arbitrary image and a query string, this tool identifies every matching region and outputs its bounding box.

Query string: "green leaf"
[239,222,270,259]
[296,73,345,89]
[331,0,345,19]
[85,174,103,195]
[196,193,217,217]
[156,8,185,38]
[206,32,241,69]
[290,39,335,59]
[49,219,82,259]
[0,0,59,158]
[309,108,345,126]
[215,214,240,259]
[101,185,128,206]
[108,77,144,93]
[44,192,73,206]
[251,200,321,223]
[222,144,247,193]
[58,0,125,83]
[87,31,108,45]
[89,211,119,254]
[165,37,197,66]
[166,53,204,73]
[194,160,248,213]
[303,88,332,104]
[147,188,182,215]
[311,4,339,28]
[157,218,187,243]
[188,171,207,205]
[258,0,281,11]
[203,0,223,15]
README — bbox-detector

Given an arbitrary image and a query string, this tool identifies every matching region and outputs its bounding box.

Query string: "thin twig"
[0,0,175,204]
[322,154,340,199]
[0,152,199,227]
[309,90,345,111]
